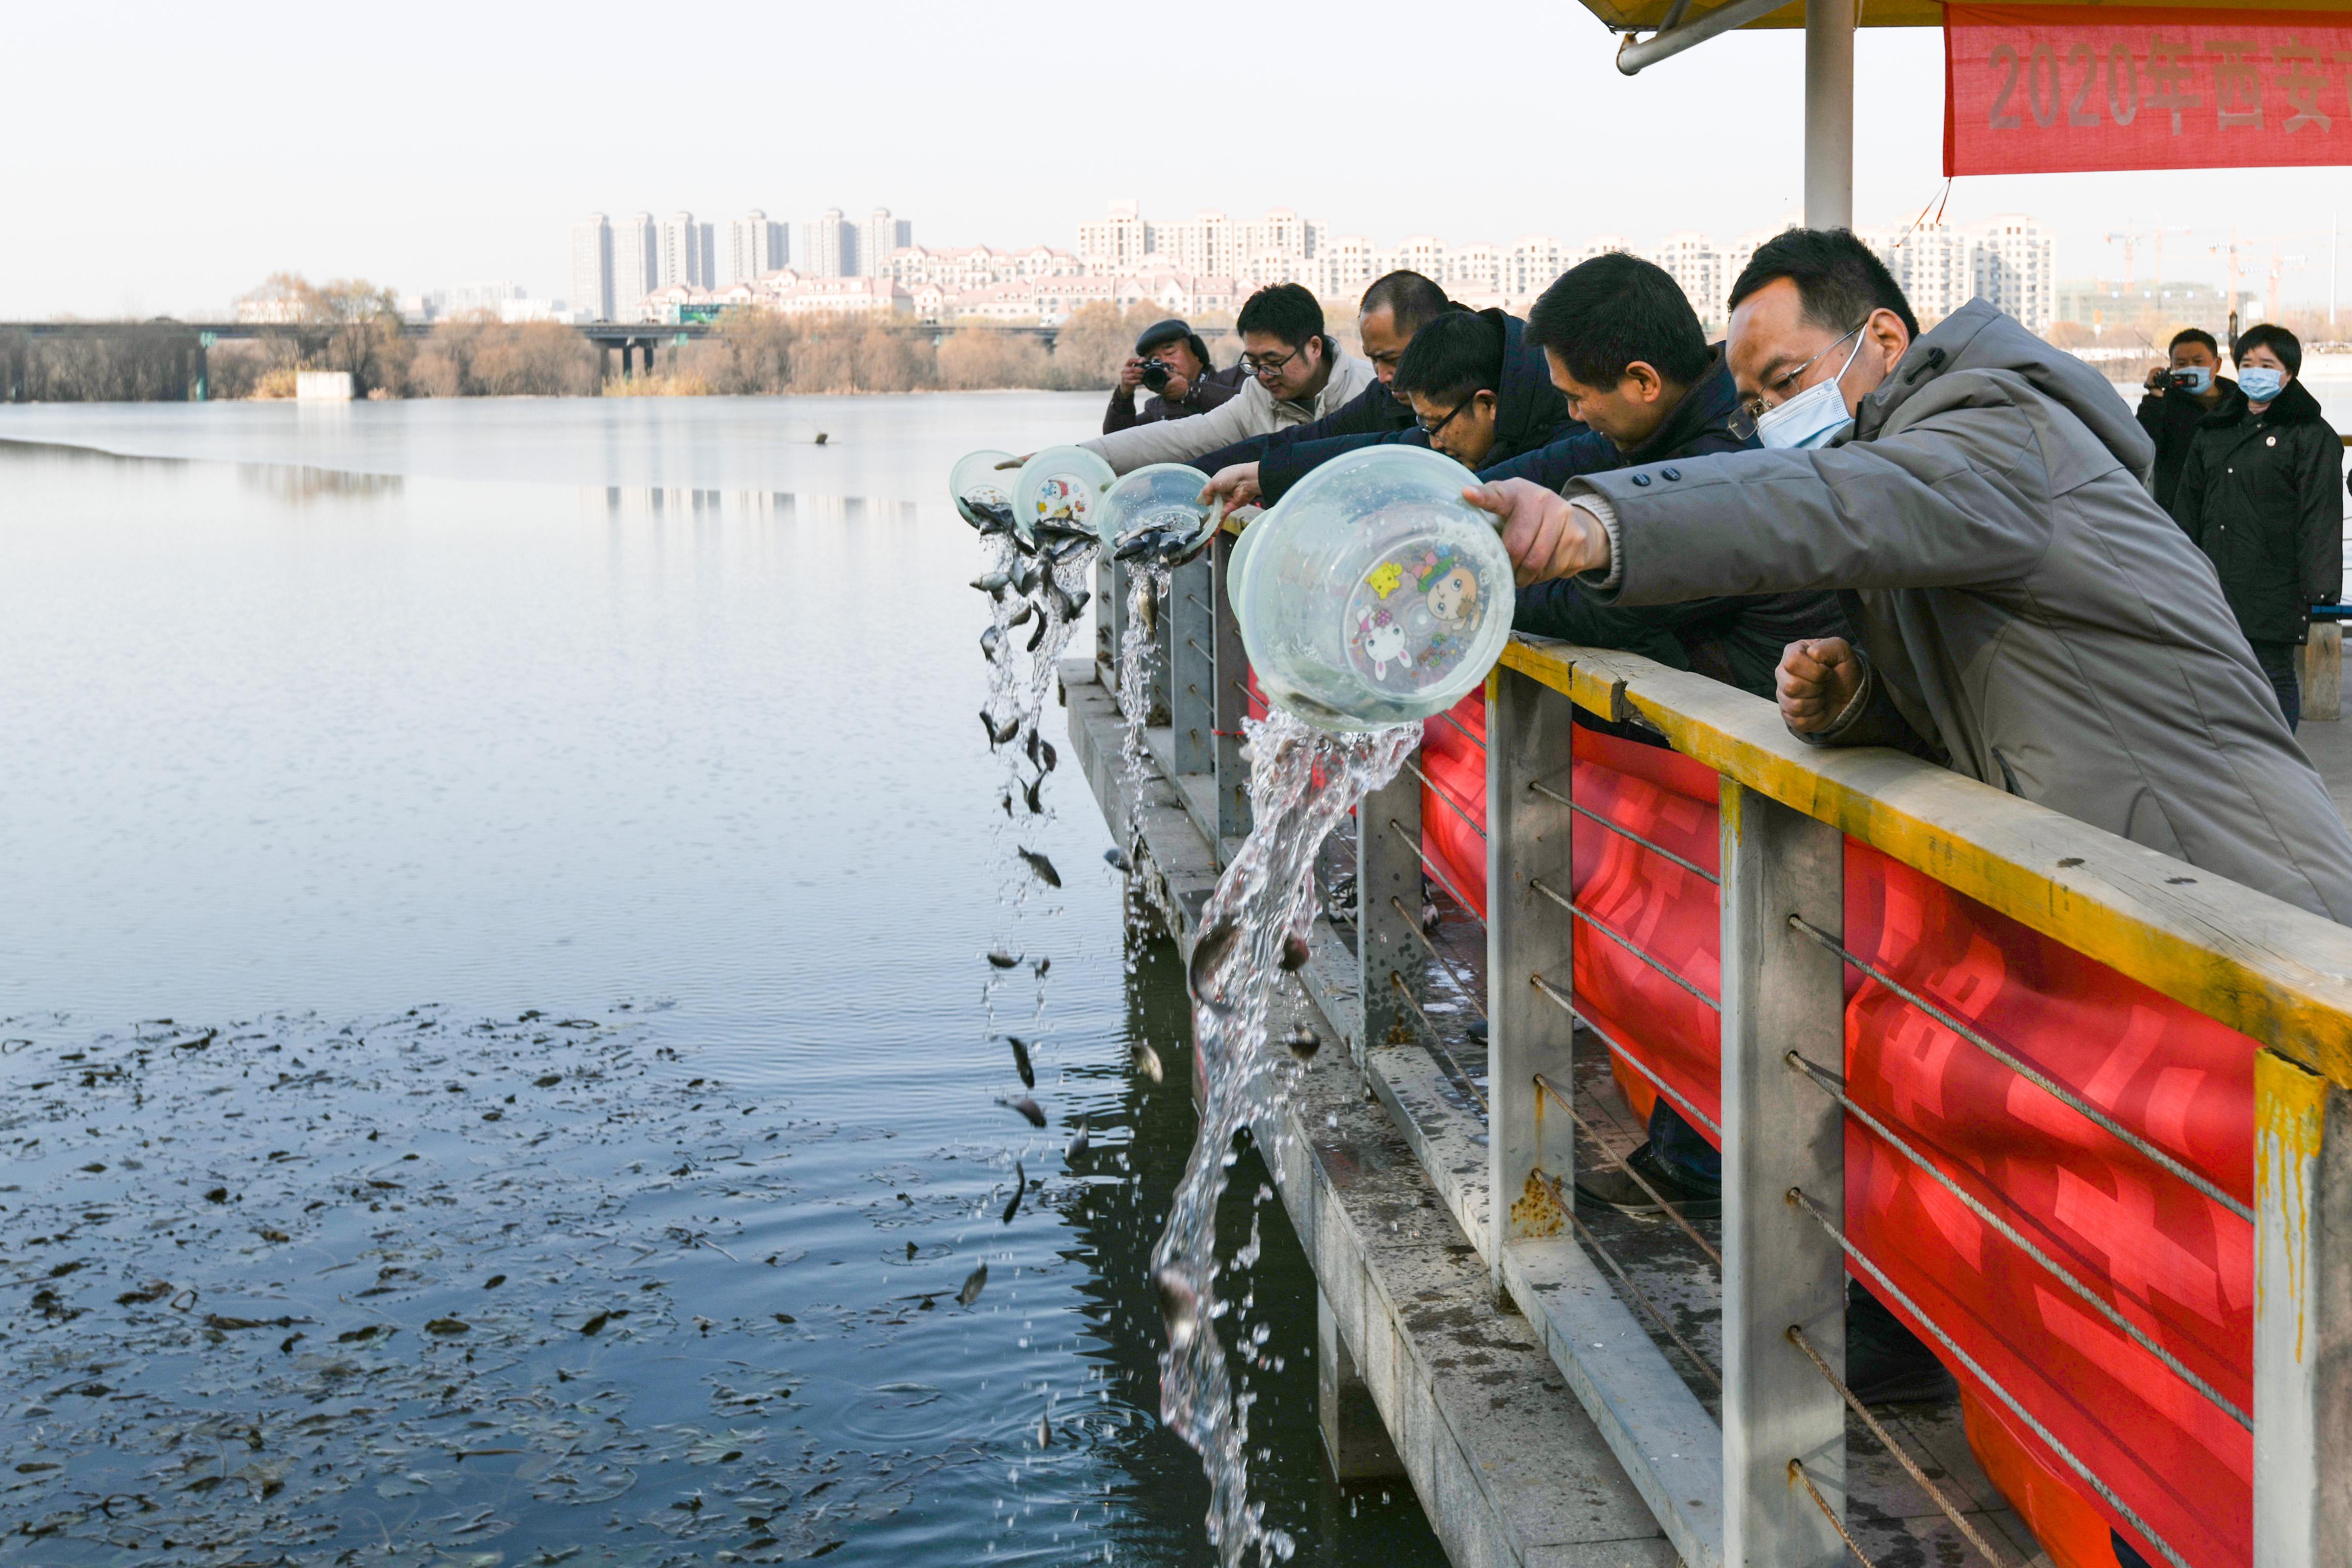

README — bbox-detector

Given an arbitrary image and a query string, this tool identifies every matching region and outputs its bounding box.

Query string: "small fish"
[1188,918,1241,1009]
[967,499,1015,536]
[1026,615,1048,653]
[1022,774,1044,814]
[1155,1269,1200,1349]
[906,1240,918,1259]
[1422,896,1442,933]
[1007,601,1035,630]
[1131,1041,1164,1084]
[990,712,1021,747]
[1284,1024,1322,1064]
[972,570,1010,594]
[1066,1118,1089,1161]
[1031,956,1050,977]
[1007,1035,1034,1089]
[1036,737,1056,772]
[958,1264,987,1307]
[1279,933,1311,972]
[1025,728,1044,768]
[1000,790,1014,817]
[980,625,1003,661]
[1104,846,1132,873]
[1001,1160,1025,1225]
[999,1095,1046,1128]
[1037,1411,1052,1447]
[987,949,1023,969]
[1018,848,1062,888]
[1062,589,1090,619]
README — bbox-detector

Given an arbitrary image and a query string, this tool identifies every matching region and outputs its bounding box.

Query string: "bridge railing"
[1103,527,2352,1568]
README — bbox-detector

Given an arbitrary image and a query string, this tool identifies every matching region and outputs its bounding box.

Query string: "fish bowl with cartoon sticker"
[950,450,1018,534]
[1012,446,1116,548]
[1094,463,1212,557]
[1231,445,1513,731]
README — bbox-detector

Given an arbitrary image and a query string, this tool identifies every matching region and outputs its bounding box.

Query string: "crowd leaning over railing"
[1030,229,2352,1568]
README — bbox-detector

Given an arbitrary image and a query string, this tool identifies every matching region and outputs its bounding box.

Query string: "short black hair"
[1360,271,1454,336]
[1391,308,1506,405]
[1728,227,1920,340]
[1235,283,1324,350]
[2169,327,2220,357]
[2235,322,2302,376]
[1526,253,1712,388]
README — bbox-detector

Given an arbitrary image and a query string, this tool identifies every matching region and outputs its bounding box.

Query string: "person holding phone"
[2136,327,2233,512]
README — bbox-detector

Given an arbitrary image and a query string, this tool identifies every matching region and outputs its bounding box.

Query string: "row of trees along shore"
[13,274,1253,401]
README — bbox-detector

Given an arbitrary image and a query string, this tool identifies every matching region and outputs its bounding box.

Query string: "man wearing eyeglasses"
[1467,227,2352,922]
[1076,283,1376,477]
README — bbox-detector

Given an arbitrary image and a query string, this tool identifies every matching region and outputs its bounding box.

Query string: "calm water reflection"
[0,400,1446,1567]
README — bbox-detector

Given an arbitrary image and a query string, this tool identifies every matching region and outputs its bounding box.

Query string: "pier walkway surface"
[1065,538,2352,1568]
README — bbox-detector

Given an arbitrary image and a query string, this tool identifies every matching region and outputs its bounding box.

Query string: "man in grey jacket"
[1078,283,1377,476]
[1469,228,2352,924]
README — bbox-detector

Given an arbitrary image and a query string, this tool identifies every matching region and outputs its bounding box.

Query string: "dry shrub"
[937,328,1051,390]
[409,316,600,397]
[252,367,300,400]
[601,372,713,397]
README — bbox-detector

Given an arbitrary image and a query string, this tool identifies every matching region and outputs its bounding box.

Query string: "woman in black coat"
[2170,323,2345,730]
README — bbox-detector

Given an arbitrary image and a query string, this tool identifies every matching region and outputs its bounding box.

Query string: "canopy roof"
[1579,0,2352,34]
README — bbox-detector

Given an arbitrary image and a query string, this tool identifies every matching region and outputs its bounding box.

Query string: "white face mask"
[1755,330,1867,450]
[2238,366,2286,403]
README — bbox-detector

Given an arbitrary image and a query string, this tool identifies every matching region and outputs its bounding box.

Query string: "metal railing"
[1099,526,2352,1568]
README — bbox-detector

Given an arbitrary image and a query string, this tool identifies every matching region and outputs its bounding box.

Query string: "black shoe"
[1573,1142,1721,1216]
[1843,1282,1956,1404]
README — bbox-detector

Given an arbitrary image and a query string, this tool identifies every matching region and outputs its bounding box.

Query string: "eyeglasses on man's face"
[1241,343,1306,378]
[1415,398,1473,438]
[1728,323,1864,440]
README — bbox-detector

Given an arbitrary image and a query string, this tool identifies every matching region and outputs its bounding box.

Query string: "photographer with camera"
[2136,327,2233,511]
[1102,319,1247,435]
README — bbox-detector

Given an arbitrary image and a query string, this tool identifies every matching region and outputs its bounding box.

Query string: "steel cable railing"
[1787,1186,2194,1568]
[1531,1167,1722,1394]
[1385,816,1481,925]
[1534,1072,1720,1266]
[1785,915,2252,1225]
[1529,972,1722,1138]
[1527,776,1718,885]
[1790,1458,1880,1568]
[1528,877,1720,1014]
[1403,756,1487,842]
[1387,895,1489,1023]
[1386,971,1489,1114]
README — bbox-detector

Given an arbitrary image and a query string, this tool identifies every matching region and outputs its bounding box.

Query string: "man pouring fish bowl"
[1463,225,2352,924]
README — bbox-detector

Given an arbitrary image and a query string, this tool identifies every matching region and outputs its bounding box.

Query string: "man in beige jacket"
[1079,283,1376,476]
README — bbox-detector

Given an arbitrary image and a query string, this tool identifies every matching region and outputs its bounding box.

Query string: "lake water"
[0,396,1449,1567]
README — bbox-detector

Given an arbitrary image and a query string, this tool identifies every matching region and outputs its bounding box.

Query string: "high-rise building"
[729,211,788,284]
[800,209,857,280]
[660,212,715,289]
[615,213,657,318]
[1968,214,2054,333]
[863,209,912,278]
[571,214,614,322]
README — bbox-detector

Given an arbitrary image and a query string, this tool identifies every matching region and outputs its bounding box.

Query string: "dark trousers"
[1649,1099,1720,1190]
[2252,640,2302,732]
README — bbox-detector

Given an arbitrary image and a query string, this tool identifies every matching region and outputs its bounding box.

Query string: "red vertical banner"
[1945,6,2352,174]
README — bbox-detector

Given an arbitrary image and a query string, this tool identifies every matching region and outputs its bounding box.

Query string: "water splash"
[1151,707,1420,1565]
[1115,565,1168,793]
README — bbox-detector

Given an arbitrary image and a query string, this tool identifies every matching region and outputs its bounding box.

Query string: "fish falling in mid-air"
[1066,1116,1089,1161]
[1025,730,1056,774]
[980,709,1019,749]
[1103,846,1131,874]
[1155,1269,1200,1349]
[987,949,1023,970]
[1284,1024,1322,1064]
[1279,933,1311,972]
[1006,1035,1034,1090]
[1037,1410,1052,1448]
[1006,601,1036,630]
[1131,1041,1164,1084]
[1025,616,1048,653]
[972,569,1011,596]
[1022,775,1044,814]
[1031,956,1050,978]
[979,625,1003,662]
[999,1095,1046,1128]
[1018,848,1062,888]
[958,1263,987,1307]
[1001,1160,1025,1225]
[1187,918,1241,1012]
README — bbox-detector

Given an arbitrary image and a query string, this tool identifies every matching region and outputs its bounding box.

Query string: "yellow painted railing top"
[1500,635,2352,1088]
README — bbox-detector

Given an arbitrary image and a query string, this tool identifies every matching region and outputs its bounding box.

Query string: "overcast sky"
[7,0,2344,319]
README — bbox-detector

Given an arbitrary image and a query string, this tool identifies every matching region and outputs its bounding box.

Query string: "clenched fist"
[1776,638,1864,733]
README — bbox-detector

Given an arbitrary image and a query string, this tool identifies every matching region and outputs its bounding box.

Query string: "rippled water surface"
[0,397,1448,1567]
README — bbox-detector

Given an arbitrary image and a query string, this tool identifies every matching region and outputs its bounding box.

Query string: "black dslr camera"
[1138,358,1174,394]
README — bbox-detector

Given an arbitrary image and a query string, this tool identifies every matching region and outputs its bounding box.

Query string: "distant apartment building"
[1856,214,2053,331]
[757,273,910,319]
[800,209,857,280]
[862,209,912,278]
[659,212,716,290]
[572,214,615,322]
[728,212,788,286]
[616,213,658,318]
[1075,202,1328,288]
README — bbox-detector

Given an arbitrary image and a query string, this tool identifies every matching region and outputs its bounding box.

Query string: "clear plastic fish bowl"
[1231,445,1514,732]
[1094,463,1211,552]
[951,450,1018,534]
[1013,446,1116,547]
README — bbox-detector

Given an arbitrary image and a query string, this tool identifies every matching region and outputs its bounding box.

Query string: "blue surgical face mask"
[2239,366,2286,403]
[1755,331,1867,450]
[2171,365,2213,394]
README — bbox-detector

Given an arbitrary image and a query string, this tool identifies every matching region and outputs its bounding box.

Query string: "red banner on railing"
[1944,6,2352,174]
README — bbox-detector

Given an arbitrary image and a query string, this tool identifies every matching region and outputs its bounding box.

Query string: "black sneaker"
[1843,1282,1956,1404]
[1573,1142,1722,1216]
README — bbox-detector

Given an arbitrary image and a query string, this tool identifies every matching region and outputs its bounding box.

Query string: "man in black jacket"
[1103,318,1247,434]
[2135,327,2234,512]
[2168,322,2344,729]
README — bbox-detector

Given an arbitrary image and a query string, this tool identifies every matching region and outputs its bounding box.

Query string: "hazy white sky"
[6,0,2345,319]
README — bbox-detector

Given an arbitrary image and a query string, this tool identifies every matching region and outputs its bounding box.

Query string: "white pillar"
[1803,0,1856,230]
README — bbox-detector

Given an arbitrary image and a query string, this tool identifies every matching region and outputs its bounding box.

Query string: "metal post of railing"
[1487,665,1579,1287]
[1209,531,1252,841]
[1358,748,1425,1068]
[1169,555,1213,778]
[1096,548,1120,677]
[1719,777,1847,1568]
[1149,570,1173,727]
[2253,1047,2352,1568]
